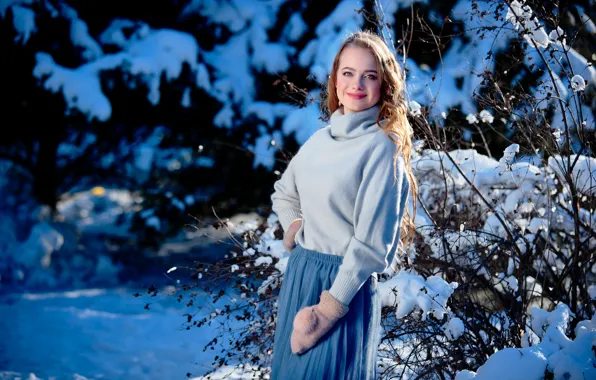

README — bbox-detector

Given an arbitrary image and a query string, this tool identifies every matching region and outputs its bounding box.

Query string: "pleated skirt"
[271,244,381,380]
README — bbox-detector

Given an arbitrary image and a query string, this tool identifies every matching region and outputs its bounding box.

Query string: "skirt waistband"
[291,244,379,280]
[291,244,343,265]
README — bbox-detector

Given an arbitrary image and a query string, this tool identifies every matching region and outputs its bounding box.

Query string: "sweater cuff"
[328,272,365,307]
[276,207,302,231]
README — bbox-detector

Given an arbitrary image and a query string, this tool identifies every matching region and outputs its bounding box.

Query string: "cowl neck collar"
[329,105,381,140]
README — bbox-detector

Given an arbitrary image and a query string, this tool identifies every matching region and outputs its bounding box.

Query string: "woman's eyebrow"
[340,66,378,73]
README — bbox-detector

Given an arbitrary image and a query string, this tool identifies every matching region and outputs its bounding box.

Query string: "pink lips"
[347,93,366,99]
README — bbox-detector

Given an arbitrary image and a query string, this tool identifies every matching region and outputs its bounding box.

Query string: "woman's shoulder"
[300,125,332,146]
[290,125,331,159]
[367,131,408,168]
[368,129,399,155]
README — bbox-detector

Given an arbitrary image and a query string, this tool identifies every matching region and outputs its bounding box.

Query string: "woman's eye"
[342,72,377,79]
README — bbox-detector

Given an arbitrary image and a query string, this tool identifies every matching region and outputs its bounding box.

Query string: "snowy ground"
[0,286,220,380]
[0,186,262,380]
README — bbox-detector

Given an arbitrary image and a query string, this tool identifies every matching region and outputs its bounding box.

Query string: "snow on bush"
[411,144,595,282]
[379,270,458,321]
[456,304,596,379]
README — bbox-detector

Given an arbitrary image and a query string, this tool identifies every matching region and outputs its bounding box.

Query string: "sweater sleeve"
[328,140,410,306]
[271,153,303,232]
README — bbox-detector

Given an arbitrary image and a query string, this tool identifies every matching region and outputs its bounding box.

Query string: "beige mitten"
[290,290,349,355]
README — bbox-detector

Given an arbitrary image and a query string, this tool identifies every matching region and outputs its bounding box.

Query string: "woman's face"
[335,45,381,115]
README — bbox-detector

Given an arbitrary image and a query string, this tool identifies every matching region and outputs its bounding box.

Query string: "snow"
[0,194,261,377]
[479,110,494,124]
[500,143,520,166]
[379,269,458,321]
[0,287,223,380]
[372,0,416,50]
[204,32,253,106]
[10,5,35,44]
[298,0,364,83]
[186,0,295,130]
[283,13,307,42]
[443,316,465,340]
[561,47,596,87]
[61,3,103,61]
[181,87,191,107]
[578,10,596,34]
[4,0,593,170]
[456,346,548,380]
[249,127,283,169]
[146,216,160,230]
[32,52,113,121]
[254,256,273,267]
[99,18,135,47]
[511,2,596,135]
[589,285,596,300]
[549,26,566,47]
[57,188,139,237]
[405,0,508,117]
[406,40,486,115]
[213,104,235,128]
[243,101,292,126]
[466,114,478,124]
[571,75,586,92]
[11,222,64,270]
[459,304,596,379]
[0,0,33,17]
[506,0,549,48]
[280,95,326,145]
[409,141,596,305]
[548,155,596,196]
[190,364,268,379]
[409,101,422,116]
[181,0,283,33]
[196,63,211,91]
[252,41,295,74]
[126,126,215,180]
[33,24,203,121]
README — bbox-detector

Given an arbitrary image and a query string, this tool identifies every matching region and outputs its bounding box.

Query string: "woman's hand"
[290,290,349,354]
[283,218,302,252]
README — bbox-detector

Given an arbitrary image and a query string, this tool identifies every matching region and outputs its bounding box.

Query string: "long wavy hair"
[324,30,418,249]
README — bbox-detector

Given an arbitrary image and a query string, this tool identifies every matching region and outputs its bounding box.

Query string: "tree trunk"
[32,133,60,213]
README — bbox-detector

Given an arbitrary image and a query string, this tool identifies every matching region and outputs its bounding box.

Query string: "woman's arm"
[290,137,410,355]
[271,154,303,233]
[329,138,410,306]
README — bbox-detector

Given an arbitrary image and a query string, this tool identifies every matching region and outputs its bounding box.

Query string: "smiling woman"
[270,30,418,380]
[335,46,382,114]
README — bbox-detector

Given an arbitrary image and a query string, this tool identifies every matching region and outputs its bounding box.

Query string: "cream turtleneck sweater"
[270,105,410,306]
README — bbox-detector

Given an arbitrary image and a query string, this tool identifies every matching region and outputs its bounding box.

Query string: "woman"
[270,30,417,379]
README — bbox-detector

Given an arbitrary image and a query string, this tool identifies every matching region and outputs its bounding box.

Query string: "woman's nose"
[351,77,364,90]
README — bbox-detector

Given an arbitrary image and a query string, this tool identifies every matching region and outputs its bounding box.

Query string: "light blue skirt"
[271,244,381,380]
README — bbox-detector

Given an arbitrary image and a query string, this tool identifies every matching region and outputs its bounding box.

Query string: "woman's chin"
[344,103,374,114]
